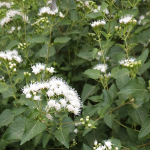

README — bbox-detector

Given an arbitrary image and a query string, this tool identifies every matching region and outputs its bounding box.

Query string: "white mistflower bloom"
[93,64,108,73]
[138,15,145,24]
[75,122,82,126]
[84,1,89,7]
[119,58,136,66]
[104,139,113,149]
[26,93,32,98]
[119,15,133,24]
[17,26,21,30]
[47,0,52,5]
[0,2,11,8]
[92,5,109,15]
[91,20,106,27]
[55,103,61,110]
[31,63,46,74]
[46,67,55,73]
[34,95,41,101]
[59,12,65,18]
[38,6,58,16]
[94,140,98,146]
[59,99,67,107]
[74,128,78,134]
[46,114,53,120]
[48,100,56,108]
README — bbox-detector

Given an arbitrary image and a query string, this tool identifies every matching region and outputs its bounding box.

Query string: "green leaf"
[138,29,150,44]
[111,139,122,150]
[137,61,150,75]
[54,127,69,148]
[27,36,48,43]
[136,48,149,65]
[0,84,8,93]
[127,128,138,142]
[104,113,114,128]
[43,132,51,148]
[70,10,78,22]
[34,133,43,147]
[77,52,94,61]
[138,118,150,138]
[3,117,25,140]
[20,119,46,145]
[81,84,100,102]
[100,2,109,13]
[6,40,19,50]
[2,87,15,99]
[0,109,15,128]
[108,84,118,100]
[83,69,100,79]
[130,147,137,150]
[82,143,92,150]
[102,89,112,106]
[129,106,148,125]
[118,77,150,103]
[135,24,150,33]
[85,12,102,19]
[54,37,71,44]
[120,9,138,17]
[15,106,28,115]
[88,95,102,102]
[39,44,56,58]
[83,128,92,137]
[115,44,125,49]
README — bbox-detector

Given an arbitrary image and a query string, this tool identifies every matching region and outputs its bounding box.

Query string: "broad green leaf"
[136,48,149,65]
[0,83,8,93]
[70,10,78,22]
[130,147,137,150]
[99,2,109,13]
[138,29,150,44]
[102,89,112,106]
[83,128,92,137]
[83,104,101,117]
[115,44,125,49]
[34,133,43,147]
[12,70,25,83]
[118,77,150,103]
[99,105,109,118]
[88,95,102,102]
[15,106,28,115]
[111,139,122,150]
[138,118,150,138]
[20,119,46,145]
[107,46,124,57]
[54,127,69,148]
[6,40,19,50]
[27,36,48,43]
[127,128,138,142]
[2,87,15,99]
[77,52,94,61]
[104,113,114,128]
[135,24,150,33]
[82,143,92,150]
[54,37,71,44]
[86,12,102,19]
[119,9,138,17]
[81,83,100,102]
[63,30,80,35]
[0,109,15,128]
[137,61,150,75]
[39,44,56,58]
[27,109,40,119]
[43,132,51,148]
[83,69,100,79]
[62,117,75,132]
[108,84,118,100]
[3,117,25,140]
[129,106,148,125]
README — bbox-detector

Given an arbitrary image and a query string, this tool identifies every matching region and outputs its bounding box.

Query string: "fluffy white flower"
[91,20,106,27]
[34,95,41,101]
[119,15,133,24]
[46,114,53,120]
[59,99,67,107]
[31,63,46,74]
[59,12,65,18]
[93,64,108,73]
[104,139,113,149]
[74,128,78,134]
[48,100,56,108]
[26,93,32,98]
[94,140,98,146]
[119,58,136,66]
[55,103,61,110]
[38,6,58,16]
[0,2,11,8]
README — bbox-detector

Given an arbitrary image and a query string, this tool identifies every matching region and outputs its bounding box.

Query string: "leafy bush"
[0,0,150,150]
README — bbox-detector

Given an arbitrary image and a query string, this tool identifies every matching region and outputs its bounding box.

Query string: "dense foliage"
[0,0,150,149]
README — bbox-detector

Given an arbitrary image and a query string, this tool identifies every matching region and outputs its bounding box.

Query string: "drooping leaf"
[104,113,114,129]
[54,37,71,44]
[27,36,48,43]
[0,109,15,128]
[3,117,25,140]
[83,69,100,79]
[137,61,150,75]
[0,84,8,93]
[54,127,69,148]
[108,84,118,100]
[138,29,150,44]
[34,133,43,147]
[77,52,94,61]
[82,143,92,150]
[102,89,112,106]
[81,84,100,102]
[2,87,15,99]
[20,119,46,145]
[43,132,51,148]
[6,40,19,50]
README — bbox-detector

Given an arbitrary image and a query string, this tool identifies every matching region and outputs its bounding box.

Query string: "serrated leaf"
[83,69,100,79]
[108,84,118,100]
[138,118,150,138]
[82,143,92,150]
[88,95,102,102]
[27,36,48,43]
[0,109,15,128]
[2,87,15,99]
[43,132,51,148]
[70,10,78,22]
[3,117,25,140]
[86,12,102,19]
[102,89,112,106]
[83,128,92,136]
[100,2,109,13]
[138,29,150,44]
[137,61,150,75]
[34,133,42,147]
[81,84,100,102]
[0,84,8,93]
[104,113,114,128]
[20,119,46,145]
[129,106,148,125]
[77,52,94,61]
[6,40,19,50]
[127,128,138,142]
[54,127,69,148]
[135,24,150,33]
[15,106,28,115]
[54,37,71,44]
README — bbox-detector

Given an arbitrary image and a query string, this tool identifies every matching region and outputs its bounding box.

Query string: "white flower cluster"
[96,52,109,61]
[31,17,49,26]
[31,63,55,75]
[119,58,136,66]
[0,10,29,27]
[22,77,81,115]
[38,6,58,16]
[93,140,118,150]
[92,5,109,15]
[138,15,147,25]
[0,50,22,63]
[9,62,17,72]
[7,26,21,34]
[59,12,65,18]
[46,114,53,120]
[91,20,106,27]
[0,76,5,82]
[0,2,11,8]
[47,0,52,6]
[119,15,135,24]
